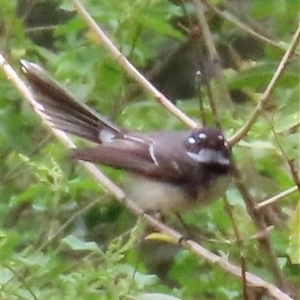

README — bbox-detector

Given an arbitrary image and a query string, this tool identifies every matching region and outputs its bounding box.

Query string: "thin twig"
[241,254,249,300]
[232,164,289,291]
[229,23,300,145]
[4,265,38,300]
[202,0,300,57]
[73,0,198,129]
[256,186,299,210]
[272,127,300,192]
[1,52,294,300]
[180,238,293,300]
[37,196,105,252]
[223,197,249,298]
[192,0,233,113]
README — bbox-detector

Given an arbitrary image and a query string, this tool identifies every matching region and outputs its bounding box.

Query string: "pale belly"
[124,174,231,212]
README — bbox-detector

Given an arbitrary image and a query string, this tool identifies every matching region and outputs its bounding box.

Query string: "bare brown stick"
[256,186,298,210]
[180,238,293,300]
[223,197,249,298]
[229,23,300,145]
[232,164,290,292]
[192,0,233,114]
[1,52,294,300]
[73,0,198,129]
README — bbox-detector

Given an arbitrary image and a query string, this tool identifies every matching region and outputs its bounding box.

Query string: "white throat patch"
[187,149,230,165]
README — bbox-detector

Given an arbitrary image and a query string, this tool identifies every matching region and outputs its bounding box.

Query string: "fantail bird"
[21,60,232,212]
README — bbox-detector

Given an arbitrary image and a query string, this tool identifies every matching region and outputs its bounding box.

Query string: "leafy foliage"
[1,0,299,299]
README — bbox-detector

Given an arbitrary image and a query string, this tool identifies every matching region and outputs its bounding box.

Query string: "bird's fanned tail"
[21,60,121,143]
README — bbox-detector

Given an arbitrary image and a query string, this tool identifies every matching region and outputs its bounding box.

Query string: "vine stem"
[229,22,300,145]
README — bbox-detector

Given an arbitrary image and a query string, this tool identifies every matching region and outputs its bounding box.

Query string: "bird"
[21,60,232,212]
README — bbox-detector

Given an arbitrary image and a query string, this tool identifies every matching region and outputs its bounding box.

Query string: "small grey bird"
[21,60,232,212]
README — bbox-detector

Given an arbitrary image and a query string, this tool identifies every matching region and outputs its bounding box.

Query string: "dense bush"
[1,1,299,299]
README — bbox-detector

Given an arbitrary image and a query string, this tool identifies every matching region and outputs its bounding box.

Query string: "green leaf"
[287,201,300,264]
[135,16,184,40]
[61,235,100,252]
[0,268,14,285]
[274,112,300,132]
[228,63,299,90]
[0,230,21,262]
[17,252,49,267]
[135,294,183,300]
[10,184,44,206]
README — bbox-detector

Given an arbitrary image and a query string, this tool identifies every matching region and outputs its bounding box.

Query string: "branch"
[229,23,300,145]
[73,0,198,129]
[192,0,233,116]
[271,126,300,193]
[256,186,298,210]
[231,164,290,291]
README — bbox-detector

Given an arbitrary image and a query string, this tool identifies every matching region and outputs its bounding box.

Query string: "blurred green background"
[1,0,299,299]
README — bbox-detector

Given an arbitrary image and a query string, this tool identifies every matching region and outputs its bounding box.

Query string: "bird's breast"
[123,173,231,212]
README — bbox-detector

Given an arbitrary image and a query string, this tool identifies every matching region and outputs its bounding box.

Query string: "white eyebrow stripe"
[187,149,230,165]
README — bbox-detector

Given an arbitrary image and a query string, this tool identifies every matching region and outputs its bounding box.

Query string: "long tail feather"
[21,60,121,143]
